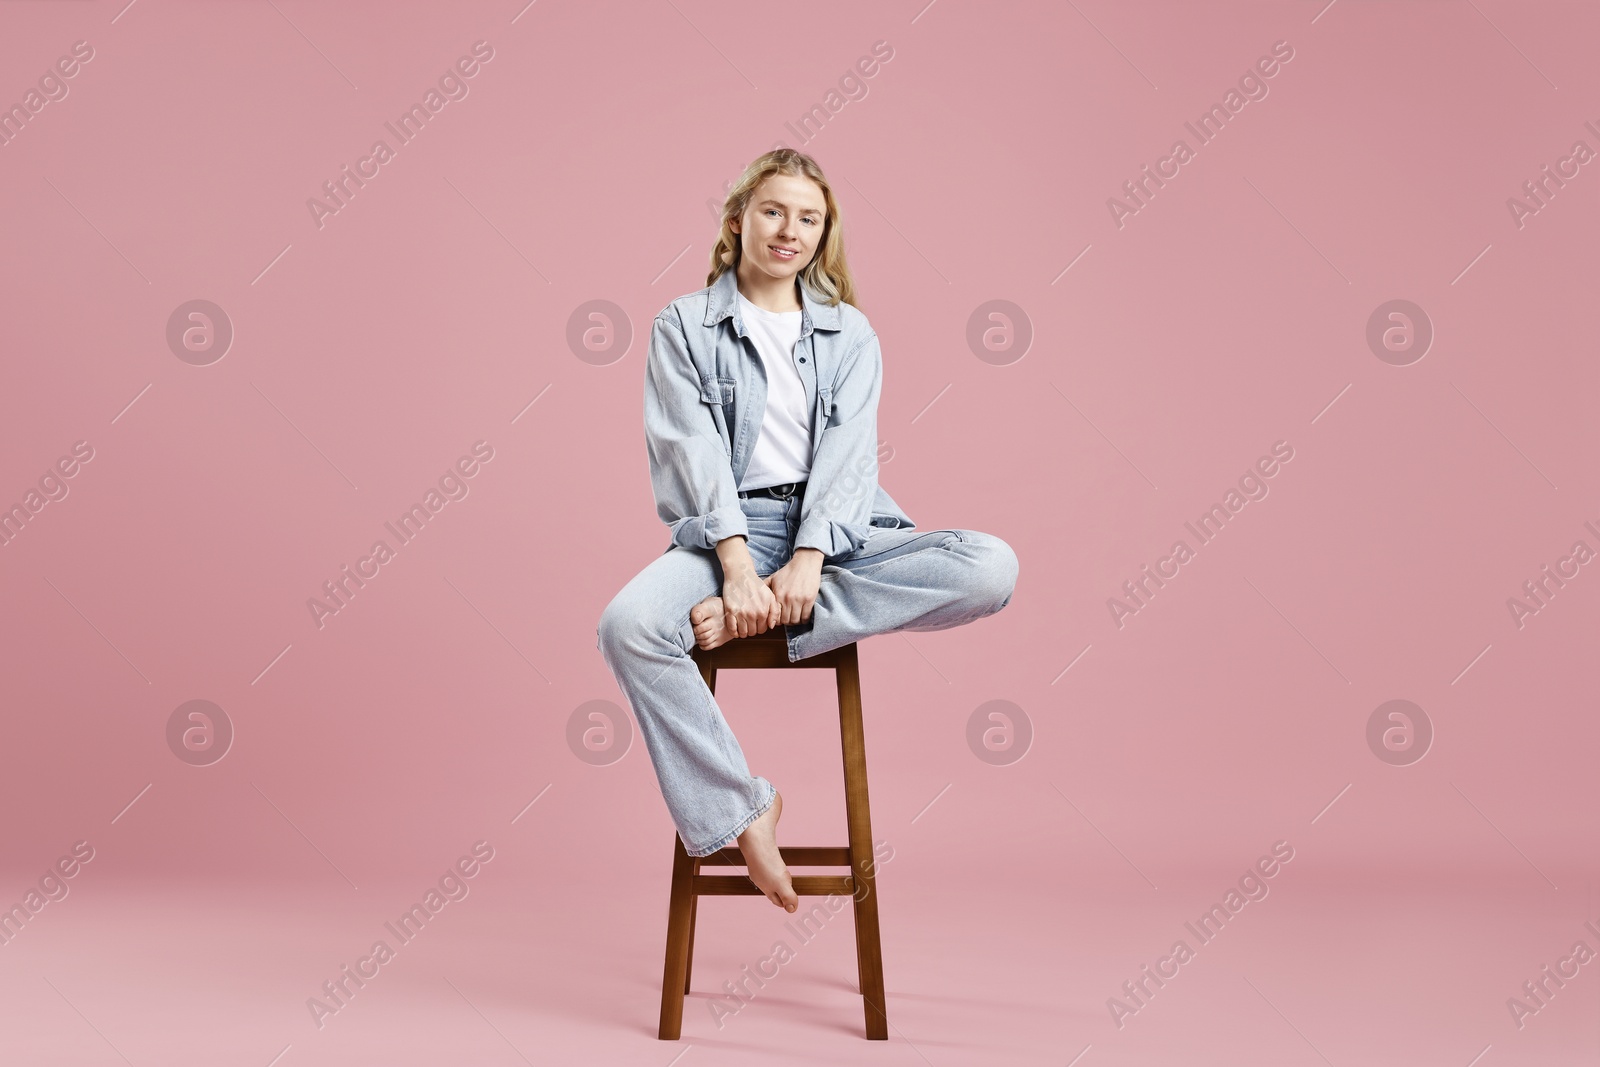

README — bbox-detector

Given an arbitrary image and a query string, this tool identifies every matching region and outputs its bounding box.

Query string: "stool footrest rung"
[694,874,853,896]
[704,846,852,867]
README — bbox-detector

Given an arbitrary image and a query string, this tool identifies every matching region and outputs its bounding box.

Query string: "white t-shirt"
[736,291,813,490]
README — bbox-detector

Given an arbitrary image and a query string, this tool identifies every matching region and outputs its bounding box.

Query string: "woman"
[597,149,1018,912]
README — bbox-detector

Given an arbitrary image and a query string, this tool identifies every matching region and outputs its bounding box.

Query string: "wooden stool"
[656,628,889,1040]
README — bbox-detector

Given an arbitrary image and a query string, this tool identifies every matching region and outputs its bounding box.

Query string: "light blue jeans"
[596,487,1018,857]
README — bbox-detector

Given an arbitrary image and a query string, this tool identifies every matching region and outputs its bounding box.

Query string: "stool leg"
[854,916,866,995]
[663,663,714,1028]
[836,644,888,1040]
[658,835,696,1039]
[683,865,700,993]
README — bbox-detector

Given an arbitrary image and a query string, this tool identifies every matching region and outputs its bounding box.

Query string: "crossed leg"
[690,526,1019,661]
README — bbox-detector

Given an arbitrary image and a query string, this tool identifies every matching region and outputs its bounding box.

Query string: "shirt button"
[798,356,806,362]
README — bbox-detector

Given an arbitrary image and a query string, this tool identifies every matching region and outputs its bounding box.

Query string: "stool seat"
[656,627,889,1040]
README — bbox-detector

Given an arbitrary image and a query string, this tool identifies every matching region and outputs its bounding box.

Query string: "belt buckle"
[771,482,797,499]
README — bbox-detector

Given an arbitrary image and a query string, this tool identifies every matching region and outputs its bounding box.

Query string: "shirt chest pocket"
[699,374,736,407]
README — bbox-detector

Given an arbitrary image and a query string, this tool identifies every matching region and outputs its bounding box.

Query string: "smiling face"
[730,172,828,287]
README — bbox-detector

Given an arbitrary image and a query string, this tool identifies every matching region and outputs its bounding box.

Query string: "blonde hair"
[706,148,860,311]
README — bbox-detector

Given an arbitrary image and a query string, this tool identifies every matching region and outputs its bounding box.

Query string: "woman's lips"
[769,246,798,259]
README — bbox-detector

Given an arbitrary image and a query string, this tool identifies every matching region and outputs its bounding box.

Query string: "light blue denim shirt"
[644,266,916,560]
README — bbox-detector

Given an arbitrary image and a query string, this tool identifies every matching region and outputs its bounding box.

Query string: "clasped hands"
[718,544,824,640]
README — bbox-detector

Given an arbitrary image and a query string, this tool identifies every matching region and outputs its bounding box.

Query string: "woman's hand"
[720,559,782,638]
[765,548,825,625]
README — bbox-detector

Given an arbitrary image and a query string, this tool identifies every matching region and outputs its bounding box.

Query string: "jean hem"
[785,622,804,663]
[683,778,776,858]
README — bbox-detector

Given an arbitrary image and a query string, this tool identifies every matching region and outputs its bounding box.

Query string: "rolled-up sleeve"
[644,308,749,551]
[794,329,884,561]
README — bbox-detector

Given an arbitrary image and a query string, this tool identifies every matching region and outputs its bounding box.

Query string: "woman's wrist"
[791,547,825,569]
[715,535,758,576]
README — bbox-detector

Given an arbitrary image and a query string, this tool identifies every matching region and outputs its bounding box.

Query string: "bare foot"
[737,790,797,912]
[690,595,735,651]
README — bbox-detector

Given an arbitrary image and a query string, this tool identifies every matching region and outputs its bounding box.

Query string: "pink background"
[2,0,1597,1064]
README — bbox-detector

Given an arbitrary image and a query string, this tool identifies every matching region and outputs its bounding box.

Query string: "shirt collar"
[704,263,842,338]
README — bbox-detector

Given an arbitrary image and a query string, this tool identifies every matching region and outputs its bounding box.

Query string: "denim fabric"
[645,267,916,562]
[596,490,1018,857]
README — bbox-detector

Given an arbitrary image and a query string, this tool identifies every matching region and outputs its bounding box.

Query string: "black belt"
[738,480,806,500]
